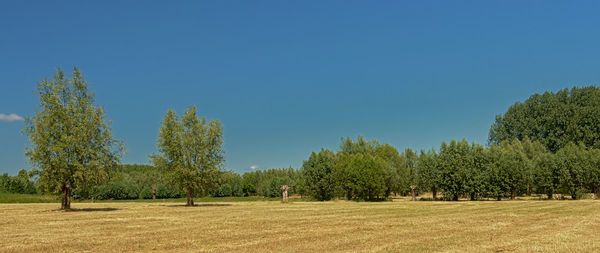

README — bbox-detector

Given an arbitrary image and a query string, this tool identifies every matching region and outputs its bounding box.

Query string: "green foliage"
[416,150,439,198]
[211,171,244,197]
[334,136,392,201]
[241,168,301,198]
[151,106,224,205]
[437,140,483,200]
[534,152,560,199]
[71,164,182,200]
[489,86,600,152]
[0,170,37,194]
[336,153,389,201]
[586,149,600,198]
[301,149,337,201]
[487,140,528,200]
[374,144,406,196]
[23,67,122,209]
[555,143,589,199]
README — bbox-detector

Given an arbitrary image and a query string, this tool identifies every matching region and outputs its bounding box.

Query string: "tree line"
[302,136,600,201]
[17,68,600,209]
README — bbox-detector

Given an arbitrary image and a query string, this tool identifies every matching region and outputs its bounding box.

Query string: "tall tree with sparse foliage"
[151,106,224,206]
[24,67,122,210]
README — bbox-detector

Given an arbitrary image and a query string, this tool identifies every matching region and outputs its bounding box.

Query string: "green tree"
[211,171,243,197]
[520,138,548,195]
[489,87,600,152]
[464,143,487,200]
[301,149,337,201]
[534,152,560,199]
[555,143,588,199]
[416,150,439,199]
[336,153,389,201]
[586,148,600,199]
[437,140,469,201]
[23,68,122,210]
[335,136,392,201]
[374,144,404,196]
[487,140,528,200]
[399,148,418,195]
[151,106,224,206]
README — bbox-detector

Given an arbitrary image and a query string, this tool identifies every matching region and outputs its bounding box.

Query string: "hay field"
[1,200,599,252]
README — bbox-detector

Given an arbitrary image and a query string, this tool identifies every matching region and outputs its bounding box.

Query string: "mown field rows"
[1,200,599,252]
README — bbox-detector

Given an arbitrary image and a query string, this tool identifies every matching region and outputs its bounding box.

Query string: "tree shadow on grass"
[65,208,120,212]
[164,203,233,207]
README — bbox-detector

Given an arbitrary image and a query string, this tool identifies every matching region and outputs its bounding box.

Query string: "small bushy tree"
[301,149,337,201]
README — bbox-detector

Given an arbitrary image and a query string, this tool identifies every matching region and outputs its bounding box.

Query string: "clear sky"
[1,1,600,175]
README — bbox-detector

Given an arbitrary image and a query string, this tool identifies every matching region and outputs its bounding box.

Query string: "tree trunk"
[152,184,157,200]
[186,189,194,206]
[547,191,553,200]
[410,186,416,201]
[432,187,437,200]
[452,194,459,201]
[594,187,599,200]
[571,192,577,200]
[497,195,502,201]
[91,196,95,203]
[510,189,516,200]
[61,186,71,210]
[470,192,476,201]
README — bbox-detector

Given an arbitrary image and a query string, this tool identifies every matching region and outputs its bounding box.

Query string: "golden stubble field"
[1,200,599,252]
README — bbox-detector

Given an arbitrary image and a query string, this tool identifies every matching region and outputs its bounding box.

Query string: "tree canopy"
[489,86,600,152]
[23,67,122,209]
[151,106,224,206]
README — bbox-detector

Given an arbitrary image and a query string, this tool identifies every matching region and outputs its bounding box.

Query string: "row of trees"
[419,139,600,200]
[14,135,600,202]
[19,68,600,208]
[302,137,600,201]
[302,136,418,201]
[239,168,302,197]
[0,170,37,194]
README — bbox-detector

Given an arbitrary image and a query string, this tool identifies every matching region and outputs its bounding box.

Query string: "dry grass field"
[1,199,599,252]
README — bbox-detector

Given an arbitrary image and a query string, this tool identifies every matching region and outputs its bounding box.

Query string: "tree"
[437,140,469,201]
[211,171,243,197]
[0,170,37,194]
[23,67,122,210]
[520,138,548,195]
[301,149,337,201]
[335,136,392,201]
[374,144,404,196]
[586,148,600,199]
[151,106,224,206]
[555,143,588,199]
[336,153,389,201]
[416,150,439,199]
[398,148,418,195]
[489,87,600,152]
[464,143,487,200]
[487,140,528,200]
[534,152,560,199]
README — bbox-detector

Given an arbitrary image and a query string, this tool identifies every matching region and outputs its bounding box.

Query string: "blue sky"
[1,1,600,175]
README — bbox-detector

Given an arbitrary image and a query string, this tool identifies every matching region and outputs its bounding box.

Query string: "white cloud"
[0,113,24,122]
[249,165,259,170]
